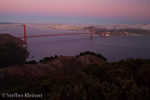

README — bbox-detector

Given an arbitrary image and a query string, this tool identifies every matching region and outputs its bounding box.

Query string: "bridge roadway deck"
[19,32,91,38]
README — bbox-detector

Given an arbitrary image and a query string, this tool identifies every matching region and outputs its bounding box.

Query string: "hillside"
[1,57,150,100]
[0,55,107,79]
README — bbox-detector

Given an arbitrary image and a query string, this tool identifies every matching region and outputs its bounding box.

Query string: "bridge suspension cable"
[17,25,93,43]
[26,26,51,34]
[8,26,23,34]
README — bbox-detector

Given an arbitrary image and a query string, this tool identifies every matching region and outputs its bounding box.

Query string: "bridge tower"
[91,25,93,38]
[24,25,27,43]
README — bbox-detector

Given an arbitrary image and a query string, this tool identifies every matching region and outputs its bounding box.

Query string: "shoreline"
[45,24,150,36]
[1,23,150,36]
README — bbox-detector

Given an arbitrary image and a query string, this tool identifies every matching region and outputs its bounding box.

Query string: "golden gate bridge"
[8,25,94,43]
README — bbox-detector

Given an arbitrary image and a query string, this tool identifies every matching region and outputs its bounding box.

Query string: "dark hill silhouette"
[0,34,26,46]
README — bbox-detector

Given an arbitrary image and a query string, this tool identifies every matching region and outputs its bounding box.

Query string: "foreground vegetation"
[1,58,150,100]
[76,51,107,61]
[25,51,106,64]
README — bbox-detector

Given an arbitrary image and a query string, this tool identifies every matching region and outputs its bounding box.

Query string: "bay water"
[0,25,150,62]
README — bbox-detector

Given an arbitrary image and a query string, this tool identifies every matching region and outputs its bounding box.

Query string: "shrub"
[76,51,107,61]
[25,60,37,65]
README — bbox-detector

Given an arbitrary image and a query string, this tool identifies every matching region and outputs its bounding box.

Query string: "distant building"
[101,32,109,36]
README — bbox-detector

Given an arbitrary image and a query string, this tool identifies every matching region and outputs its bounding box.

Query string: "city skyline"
[0,0,150,25]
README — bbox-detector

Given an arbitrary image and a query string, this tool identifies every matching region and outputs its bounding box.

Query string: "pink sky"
[0,0,150,24]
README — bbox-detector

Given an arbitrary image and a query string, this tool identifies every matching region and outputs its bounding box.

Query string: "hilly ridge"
[0,55,107,79]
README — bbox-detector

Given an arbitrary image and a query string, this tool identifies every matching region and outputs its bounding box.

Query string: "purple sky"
[0,0,150,25]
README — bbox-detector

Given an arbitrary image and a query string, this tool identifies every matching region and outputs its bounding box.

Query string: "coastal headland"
[0,34,29,68]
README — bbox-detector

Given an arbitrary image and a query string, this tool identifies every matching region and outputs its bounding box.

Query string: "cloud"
[96,24,150,30]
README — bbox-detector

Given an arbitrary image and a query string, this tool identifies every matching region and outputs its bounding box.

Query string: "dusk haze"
[0,0,150,24]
